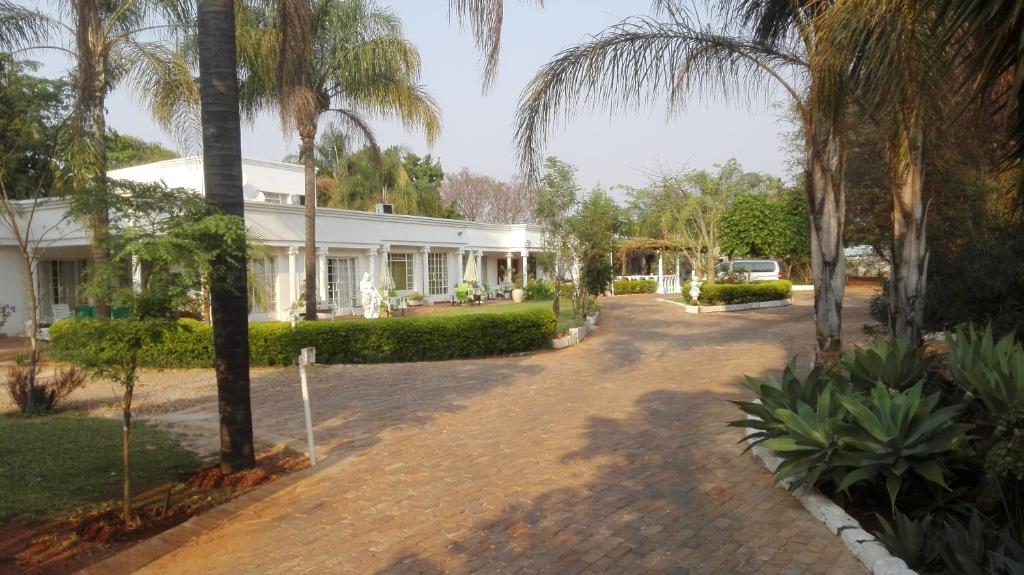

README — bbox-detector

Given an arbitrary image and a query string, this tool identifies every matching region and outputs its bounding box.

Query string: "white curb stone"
[744,411,919,575]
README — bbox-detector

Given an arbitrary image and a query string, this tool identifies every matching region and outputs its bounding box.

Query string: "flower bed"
[49,309,556,368]
[731,328,1024,574]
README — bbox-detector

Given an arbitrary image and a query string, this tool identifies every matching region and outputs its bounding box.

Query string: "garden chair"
[455,283,471,305]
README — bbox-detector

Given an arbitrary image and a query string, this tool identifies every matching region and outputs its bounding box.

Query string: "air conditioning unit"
[375,203,394,214]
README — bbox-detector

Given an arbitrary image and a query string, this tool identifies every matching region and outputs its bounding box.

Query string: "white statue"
[360,272,381,319]
[689,270,702,305]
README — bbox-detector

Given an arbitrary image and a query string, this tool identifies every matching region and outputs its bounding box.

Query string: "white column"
[505,252,513,284]
[456,249,464,286]
[520,250,529,287]
[420,246,431,296]
[367,248,378,287]
[131,254,142,294]
[476,250,483,286]
[675,253,681,277]
[288,246,299,308]
[609,252,615,295]
[656,251,665,294]
[380,244,390,287]
[317,247,328,305]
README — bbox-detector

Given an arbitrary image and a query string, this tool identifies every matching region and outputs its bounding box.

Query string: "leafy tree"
[720,189,810,281]
[569,189,619,317]
[533,157,579,318]
[0,57,73,412]
[0,0,195,321]
[106,131,177,169]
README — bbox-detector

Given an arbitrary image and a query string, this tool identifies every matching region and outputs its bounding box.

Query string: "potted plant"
[0,303,13,338]
[406,292,426,306]
[510,273,524,303]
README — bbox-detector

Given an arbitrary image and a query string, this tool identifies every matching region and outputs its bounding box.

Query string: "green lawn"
[424,299,585,333]
[0,415,200,522]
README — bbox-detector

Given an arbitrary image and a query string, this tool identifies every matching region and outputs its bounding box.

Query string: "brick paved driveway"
[131,291,873,574]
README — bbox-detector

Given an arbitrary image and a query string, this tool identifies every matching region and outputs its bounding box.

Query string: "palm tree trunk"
[90,94,110,320]
[300,127,318,320]
[197,0,256,473]
[887,121,927,345]
[804,118,847,366]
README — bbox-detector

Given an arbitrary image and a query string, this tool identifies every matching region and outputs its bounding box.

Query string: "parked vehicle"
[715,260,781,282]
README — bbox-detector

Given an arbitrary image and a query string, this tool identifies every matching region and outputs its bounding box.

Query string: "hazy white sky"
[24,0,793,191]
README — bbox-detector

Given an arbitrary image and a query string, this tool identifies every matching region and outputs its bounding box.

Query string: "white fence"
[615,274,682,294]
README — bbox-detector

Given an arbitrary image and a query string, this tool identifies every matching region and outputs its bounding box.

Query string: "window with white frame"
[262,191,288,205]
[388,253,414,291]
[250,257,277,313]
[327,257,357,307]
[428,252,448,295]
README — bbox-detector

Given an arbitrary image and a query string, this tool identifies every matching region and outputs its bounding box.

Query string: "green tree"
[568,189,619,318]
[514,1,853,363]
[0,57,73,412]
[105,131,177,169]
[246,0,441,320]
[0,0,195,321]
[719,189,810,281]
[533,157,579,318]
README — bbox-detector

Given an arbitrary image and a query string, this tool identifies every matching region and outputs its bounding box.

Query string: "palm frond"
[0,1,59,50]
[448,0,543,90]
[513,15,806,177]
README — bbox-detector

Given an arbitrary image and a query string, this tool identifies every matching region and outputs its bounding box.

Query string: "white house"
[0,157,544,334]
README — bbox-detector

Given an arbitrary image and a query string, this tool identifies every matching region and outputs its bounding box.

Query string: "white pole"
[298,347,317,466]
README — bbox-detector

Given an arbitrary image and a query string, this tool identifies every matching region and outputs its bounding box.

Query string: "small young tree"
[533,157,579,318]
[568,189,619,318]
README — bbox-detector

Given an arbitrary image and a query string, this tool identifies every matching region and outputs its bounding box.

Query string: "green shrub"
[683,279,791,305]
[50,309,557,368]
[613,279,657,294]
[558,282,574,299]
[524,279,554,300]
[842,336,935,392]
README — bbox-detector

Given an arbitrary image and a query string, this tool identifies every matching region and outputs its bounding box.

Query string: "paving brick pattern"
[125,291,872,574]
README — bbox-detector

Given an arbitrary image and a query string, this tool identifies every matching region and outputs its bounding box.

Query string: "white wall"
[0,247,29,335]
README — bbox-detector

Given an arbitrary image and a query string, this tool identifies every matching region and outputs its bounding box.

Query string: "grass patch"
[426,300,585,332]
[0,415,200,522]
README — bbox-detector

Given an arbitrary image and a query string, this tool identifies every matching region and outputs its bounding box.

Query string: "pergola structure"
[614,238,690,294]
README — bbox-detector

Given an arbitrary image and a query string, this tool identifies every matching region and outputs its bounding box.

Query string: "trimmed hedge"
[50,310,557,368]
[682,280,792,305]
[614,279,657,294]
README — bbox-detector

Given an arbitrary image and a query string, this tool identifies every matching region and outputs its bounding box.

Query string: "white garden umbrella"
[463,254,479,284]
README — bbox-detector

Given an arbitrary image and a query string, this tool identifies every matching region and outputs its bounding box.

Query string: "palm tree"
[247,0,441,320]
[514,1,852,364]
[196,0,257,473]
[816,0,954,345]
[0,0,194,320]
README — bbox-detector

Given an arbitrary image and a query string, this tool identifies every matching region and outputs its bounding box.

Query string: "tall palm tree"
[0,0,194,320]
[196,0,257,473]
[247,0,441,320]
[816,0,953,345]
[514,1,852,364]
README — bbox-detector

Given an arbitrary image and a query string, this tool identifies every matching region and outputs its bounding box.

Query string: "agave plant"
[875,511,932,570]
[832,382,972,509]
[729,359,836,449]
[759,386,847,489]
[948,324,1024,419]
[842,336,934,392]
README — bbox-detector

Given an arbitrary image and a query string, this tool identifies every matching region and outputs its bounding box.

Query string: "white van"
[716,260,782,281]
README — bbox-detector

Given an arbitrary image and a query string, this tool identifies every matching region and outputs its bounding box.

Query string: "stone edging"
[551,312,598,350]
[745,414,917,575]
[659,298,792,314]
[791,284,815,292]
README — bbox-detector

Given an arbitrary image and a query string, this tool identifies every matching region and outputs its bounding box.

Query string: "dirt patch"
[0,446,307,575]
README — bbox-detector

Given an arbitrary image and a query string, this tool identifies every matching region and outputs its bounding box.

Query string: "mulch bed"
[0,446,308,575]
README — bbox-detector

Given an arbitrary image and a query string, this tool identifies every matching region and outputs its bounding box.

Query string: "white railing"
[659,275,681,294]
[617,274,657,281]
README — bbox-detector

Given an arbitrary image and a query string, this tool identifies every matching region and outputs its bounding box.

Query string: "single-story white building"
[0,157,545,335]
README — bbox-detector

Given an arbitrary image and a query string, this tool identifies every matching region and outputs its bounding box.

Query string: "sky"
[22,0,793,192]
